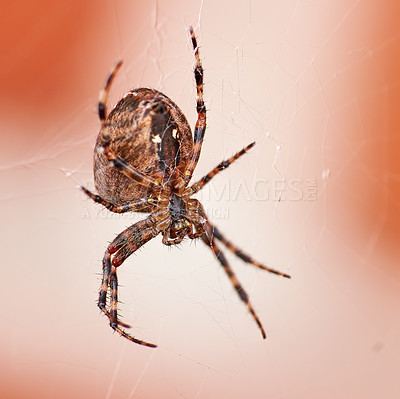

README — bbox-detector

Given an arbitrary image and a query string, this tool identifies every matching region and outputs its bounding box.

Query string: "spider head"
[168,193,186,219]
[157,193,192,245]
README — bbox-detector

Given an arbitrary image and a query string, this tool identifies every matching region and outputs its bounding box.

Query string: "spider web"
[1,0,400,398]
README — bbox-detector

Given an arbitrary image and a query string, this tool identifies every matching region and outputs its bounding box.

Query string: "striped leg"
[184,26,206,182]
[186,142,255,195]
[80,186,151,213]
[97,61,122,159]
[211,225,291,278]
[99,133,160,190]
[98,60,159,190]
[98,252,131,329]
[201,224,267,339]
[108,265,157,347]
[98,60,123,127]
[98,216,160,347]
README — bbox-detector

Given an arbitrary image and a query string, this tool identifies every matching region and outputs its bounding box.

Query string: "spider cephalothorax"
[81,26,290,348]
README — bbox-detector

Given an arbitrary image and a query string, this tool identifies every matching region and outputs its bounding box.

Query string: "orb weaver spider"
[81,26,290,348]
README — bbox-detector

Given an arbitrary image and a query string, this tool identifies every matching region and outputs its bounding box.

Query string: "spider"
[81,26,290,348]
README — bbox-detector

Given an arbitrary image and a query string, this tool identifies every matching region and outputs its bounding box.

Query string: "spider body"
[93,88,193,209]
[81,27,290,348]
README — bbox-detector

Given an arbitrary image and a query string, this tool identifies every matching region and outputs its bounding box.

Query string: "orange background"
[1,1,399,398]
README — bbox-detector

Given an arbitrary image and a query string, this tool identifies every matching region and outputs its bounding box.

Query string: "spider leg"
[98,216,161,347]
[98,60,123,127]
[99,133,160,190]
[201,223,267,339]
[184,26,206,183]
[97,61,160,190]
[80,186,151,213]
[186,142,255,195]
[109,265,157,347]
[98,252,131,329]
[210,224,291,278]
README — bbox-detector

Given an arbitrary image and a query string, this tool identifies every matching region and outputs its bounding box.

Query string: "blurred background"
[1,0,399,398]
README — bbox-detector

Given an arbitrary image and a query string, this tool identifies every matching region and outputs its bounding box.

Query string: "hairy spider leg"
[184,26,206,183]
[80,186,151,213]
[100,139,160,189]
[201,224,267,339]
[98,252,131,330]
[98,60,123,127]
[99,254,156,347]
[98,216,161,348]
[186,142,256,196]
[211,225,291,278]
[98,60,160,190]
[187,142,290,275]
[109,266,157,348]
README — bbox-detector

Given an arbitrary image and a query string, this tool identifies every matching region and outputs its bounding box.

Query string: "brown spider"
[81,26,290,348]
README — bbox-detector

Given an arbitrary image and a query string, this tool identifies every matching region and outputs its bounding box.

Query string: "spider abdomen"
[93,88,193,206]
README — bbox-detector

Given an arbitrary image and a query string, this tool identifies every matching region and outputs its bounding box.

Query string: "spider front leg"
[201,223,267,339]
[97,60,160,191]
[185,142,255,196]
[211,225,291,278]
[99,132,160,190]
[99,216,161,347]
[184,26,206,182]
[98,60,123,127]
[98,253,130,329]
